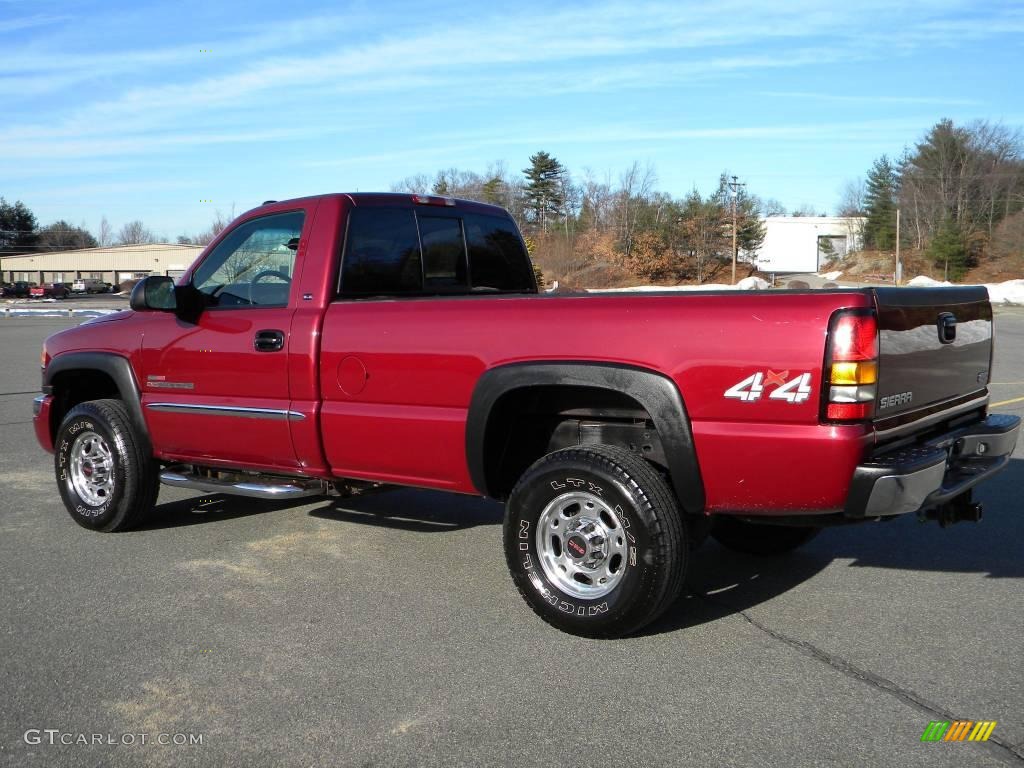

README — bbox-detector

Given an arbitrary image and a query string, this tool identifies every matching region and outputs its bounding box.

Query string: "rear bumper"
[845,414,1020,518]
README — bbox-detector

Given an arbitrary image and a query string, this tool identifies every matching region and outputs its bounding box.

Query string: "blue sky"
[1,0,1022,239]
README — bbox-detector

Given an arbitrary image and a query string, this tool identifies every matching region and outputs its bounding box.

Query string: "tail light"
[823,309,878,422]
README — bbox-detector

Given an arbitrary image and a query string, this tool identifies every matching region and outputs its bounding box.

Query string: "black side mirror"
[129,276,177,312]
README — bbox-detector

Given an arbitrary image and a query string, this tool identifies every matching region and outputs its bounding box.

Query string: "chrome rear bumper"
[845,413,1020,518]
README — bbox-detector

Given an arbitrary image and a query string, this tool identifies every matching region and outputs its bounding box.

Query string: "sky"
[1,0,1022,240]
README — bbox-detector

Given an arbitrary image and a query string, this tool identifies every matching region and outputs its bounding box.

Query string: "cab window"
[192,211,304,307]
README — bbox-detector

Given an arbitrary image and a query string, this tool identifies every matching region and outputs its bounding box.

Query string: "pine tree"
[522,151,566,231]
[928,218,970,280]
[0,198,39,255]
[863,156,899,250]
[37,220,98,250]
[481,176,505,205]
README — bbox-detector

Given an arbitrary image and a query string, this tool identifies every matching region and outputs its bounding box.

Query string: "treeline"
[393,156,772,285]
[852,119,1024,279]
[0,199,230,256]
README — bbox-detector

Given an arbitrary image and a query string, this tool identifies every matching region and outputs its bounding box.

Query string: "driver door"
[139,207,311,471]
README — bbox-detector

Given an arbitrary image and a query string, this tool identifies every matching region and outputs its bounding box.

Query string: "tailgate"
[873,286,991,427]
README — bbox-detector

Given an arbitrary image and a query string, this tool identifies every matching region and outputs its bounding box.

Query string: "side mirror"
[129,276,177,312]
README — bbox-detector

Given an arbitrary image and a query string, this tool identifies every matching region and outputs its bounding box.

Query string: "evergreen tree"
[863,156,899,250]
[0,198,39,255]
[481,176,505,205]
[714,173,766,255]
[37,220,98,250]
[928,218,970,280]
[522,151,566,231]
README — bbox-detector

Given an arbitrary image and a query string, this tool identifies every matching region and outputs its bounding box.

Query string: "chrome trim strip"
[145,402,305,421]
[873,393,989,440]
[32,394,47,416]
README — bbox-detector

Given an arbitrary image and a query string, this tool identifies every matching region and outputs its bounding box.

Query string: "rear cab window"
[339,206,535,297]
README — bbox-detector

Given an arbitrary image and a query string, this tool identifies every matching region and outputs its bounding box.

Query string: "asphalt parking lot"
[1,311,1023,768]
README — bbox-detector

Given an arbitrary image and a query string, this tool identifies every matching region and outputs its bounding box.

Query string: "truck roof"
[251,192,511,218]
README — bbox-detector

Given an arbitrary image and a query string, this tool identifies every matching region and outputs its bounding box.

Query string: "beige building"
[1,243,204,287]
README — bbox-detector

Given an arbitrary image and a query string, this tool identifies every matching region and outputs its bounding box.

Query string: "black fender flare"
[465,361,705,514]
[43,351,152,456]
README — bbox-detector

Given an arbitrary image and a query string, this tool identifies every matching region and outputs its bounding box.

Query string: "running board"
[159,467,326,500]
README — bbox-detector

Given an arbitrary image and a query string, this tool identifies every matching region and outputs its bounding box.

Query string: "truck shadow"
[137,493,306,529]
[311,488,504,532]
[141,458,1023,637]
[645,455,1024,635]
[140,485,504,531]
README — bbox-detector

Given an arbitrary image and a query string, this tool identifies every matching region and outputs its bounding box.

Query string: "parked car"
[29,282,71,300]
[2,281,36,298]
[71,278,111,294]
[32,193,1020,638]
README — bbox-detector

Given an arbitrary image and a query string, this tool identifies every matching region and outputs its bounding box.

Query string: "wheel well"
[49,369,120,439]
[481,385,668,500]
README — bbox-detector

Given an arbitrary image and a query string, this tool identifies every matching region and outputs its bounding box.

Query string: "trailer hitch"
[919,491,984,527]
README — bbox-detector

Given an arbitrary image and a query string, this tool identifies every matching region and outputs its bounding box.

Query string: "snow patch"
[818,271,843,281]
[736,276,770,290]
[906,275,952,287]
[588,277,768,293]
[985,279,1024,305]
[905,276,1024,304]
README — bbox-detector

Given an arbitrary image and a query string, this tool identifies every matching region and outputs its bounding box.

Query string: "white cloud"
[1,0,1020,165]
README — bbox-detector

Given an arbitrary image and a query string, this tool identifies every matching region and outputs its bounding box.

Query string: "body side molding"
[465,361,705,514]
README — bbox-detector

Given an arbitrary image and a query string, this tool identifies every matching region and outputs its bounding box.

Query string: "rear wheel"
[55,399,159,532]
[504,445,687,638]
[710,516,819,555]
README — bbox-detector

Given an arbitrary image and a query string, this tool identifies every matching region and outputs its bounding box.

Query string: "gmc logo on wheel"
[879,391,913,409]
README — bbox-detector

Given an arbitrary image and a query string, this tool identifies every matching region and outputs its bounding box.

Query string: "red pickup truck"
[33,193,1020,637]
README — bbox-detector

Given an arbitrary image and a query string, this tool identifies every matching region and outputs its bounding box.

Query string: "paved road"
[1,314,1022,768]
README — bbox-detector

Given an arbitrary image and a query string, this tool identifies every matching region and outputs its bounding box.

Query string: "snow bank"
[985,279,1024,305]
[736,276,770,290]
[906,275,952,287]
[2,307,121,318]
[588,277,769,293]
[906,276,1024,304]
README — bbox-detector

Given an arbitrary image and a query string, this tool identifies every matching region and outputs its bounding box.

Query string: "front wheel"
[54,399,160,532]
[504,445,687,638]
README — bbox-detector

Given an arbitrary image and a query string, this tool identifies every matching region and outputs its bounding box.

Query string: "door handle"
[254,329,285,352]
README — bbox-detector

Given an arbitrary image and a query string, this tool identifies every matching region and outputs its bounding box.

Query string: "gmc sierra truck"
[33,193,1020,637]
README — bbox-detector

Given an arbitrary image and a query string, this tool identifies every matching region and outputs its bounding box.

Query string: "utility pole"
[729,175,745,285]
[894,207,901,285]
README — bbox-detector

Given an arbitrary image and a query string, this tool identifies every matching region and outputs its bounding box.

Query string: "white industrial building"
[750,217,865,274]
[1,243,203,288]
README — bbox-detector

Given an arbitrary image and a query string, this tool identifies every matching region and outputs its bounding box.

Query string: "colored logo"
[921,720,997,742]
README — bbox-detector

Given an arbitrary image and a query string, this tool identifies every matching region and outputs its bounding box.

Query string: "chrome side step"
[159,467,327,500]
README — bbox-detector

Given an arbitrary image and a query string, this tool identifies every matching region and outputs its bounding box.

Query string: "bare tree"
[790,204,825,217]
[617,161,657,256]
[117,220,156,245]
[97,216,113,247]
[759,198,787,217]
[390,173,433,194]
[836,178,866,216]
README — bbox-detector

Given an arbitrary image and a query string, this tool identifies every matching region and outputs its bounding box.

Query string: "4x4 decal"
[724,371,812,403]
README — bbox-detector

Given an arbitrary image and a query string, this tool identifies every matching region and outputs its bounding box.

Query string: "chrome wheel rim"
[535,491,629,599]
[69,430,115,507]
